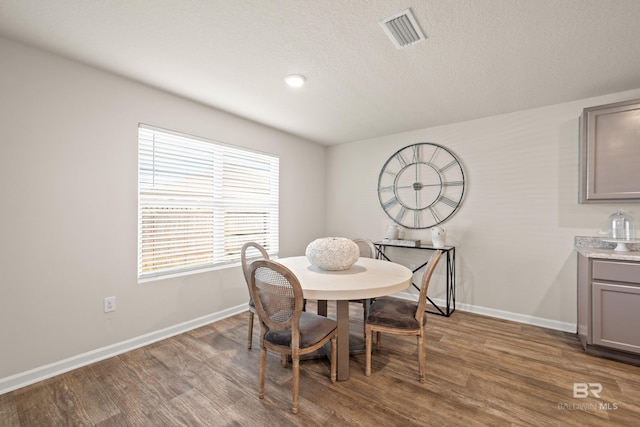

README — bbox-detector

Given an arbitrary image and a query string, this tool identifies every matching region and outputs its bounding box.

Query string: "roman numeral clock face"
[377,143,465,229]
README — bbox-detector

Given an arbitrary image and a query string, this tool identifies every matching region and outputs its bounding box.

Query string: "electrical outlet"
[104,296,116,313]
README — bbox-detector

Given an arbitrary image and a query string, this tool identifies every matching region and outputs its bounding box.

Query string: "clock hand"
[397,183,442,190]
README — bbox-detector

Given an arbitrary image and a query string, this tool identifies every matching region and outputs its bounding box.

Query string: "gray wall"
[0,37,326,381]
[325,88,640,330]
[4,32,640,389]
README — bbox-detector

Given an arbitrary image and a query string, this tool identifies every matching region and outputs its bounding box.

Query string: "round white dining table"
[276,256,412,380]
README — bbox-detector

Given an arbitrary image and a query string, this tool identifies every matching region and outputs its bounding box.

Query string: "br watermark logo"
[573,382,602,398]
[557,383,618,411]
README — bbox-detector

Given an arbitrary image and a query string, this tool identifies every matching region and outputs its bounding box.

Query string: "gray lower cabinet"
[577,254,640,365]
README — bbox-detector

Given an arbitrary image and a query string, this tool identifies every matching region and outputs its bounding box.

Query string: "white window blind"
[138,125,279,280]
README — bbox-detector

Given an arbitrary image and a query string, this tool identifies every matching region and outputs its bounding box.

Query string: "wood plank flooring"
[2,302,639,426]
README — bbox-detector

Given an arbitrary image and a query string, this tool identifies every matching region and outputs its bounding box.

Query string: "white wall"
[0,37,326,381]
[326,88,640,330]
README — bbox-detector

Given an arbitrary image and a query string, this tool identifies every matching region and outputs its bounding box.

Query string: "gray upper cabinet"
[579,99,640,203]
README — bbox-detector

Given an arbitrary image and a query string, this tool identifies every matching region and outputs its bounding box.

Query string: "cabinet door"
[592,282,640,353]
[579,99,640,202]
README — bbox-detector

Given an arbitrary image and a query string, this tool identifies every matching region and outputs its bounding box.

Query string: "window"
[138,125,279,280]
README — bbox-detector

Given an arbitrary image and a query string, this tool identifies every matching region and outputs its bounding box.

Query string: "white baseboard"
[0,304,246,395]
[1,297,578,395]
[395,292,577,333]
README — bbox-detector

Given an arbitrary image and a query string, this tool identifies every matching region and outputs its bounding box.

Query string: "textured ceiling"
[2,0,640,145]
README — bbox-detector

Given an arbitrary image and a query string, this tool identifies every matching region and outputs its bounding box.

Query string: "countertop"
[575,236,640,261]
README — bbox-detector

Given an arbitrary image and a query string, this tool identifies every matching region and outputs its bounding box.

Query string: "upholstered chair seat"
[264,312,338,348]
[366,296,427,330]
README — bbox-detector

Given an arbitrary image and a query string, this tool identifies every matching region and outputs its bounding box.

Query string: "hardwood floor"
[1,303,639,426]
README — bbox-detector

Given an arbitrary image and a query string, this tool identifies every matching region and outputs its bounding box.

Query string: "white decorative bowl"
[305,237,360,271]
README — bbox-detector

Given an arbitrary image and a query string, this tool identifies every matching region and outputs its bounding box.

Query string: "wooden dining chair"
[240,242,270,350]
[353,238,376,259]
[249,259,337,414]
[365,250,442,383]
[351,238,377,337]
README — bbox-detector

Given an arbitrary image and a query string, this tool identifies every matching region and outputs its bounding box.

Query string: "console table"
[374,241,456,317]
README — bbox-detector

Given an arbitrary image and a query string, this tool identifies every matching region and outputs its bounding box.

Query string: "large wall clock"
[377,143,465,229]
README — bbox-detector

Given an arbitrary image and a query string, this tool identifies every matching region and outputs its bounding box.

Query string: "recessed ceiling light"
[285,74,306,87]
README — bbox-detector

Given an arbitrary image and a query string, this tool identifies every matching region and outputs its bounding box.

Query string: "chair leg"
[292,354,300,414]
[330,336,337,383]
[417,334,426,383]
[363,299,377,345]
[259,347,267,399]
[365,325,372,376]
[363,299,369,339]
[376,331,381,350]
[247,311,254,350]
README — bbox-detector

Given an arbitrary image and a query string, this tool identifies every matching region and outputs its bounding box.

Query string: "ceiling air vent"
[379,8,425,49]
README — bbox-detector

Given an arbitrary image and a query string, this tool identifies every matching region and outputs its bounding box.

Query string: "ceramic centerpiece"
[305,237,360,271]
